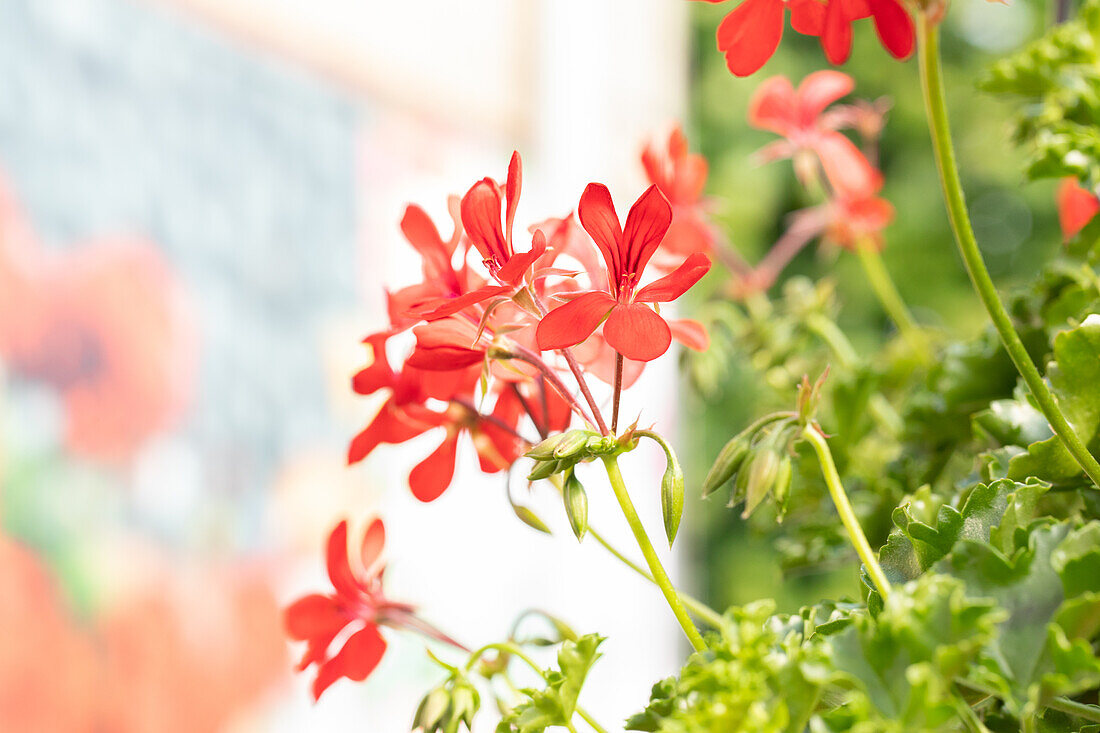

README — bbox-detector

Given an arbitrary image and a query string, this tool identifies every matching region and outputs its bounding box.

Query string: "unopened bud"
[773,456,793,520]
[661,456,685,548]
[703,437,749,497]
[525,434,565,460]
[413,687,451,731]
[554,429,593,459]
[742,449,780,518]
[527,459,563,482]
[562,470,588,541]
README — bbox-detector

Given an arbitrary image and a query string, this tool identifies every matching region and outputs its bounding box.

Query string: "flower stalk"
[916,16,1100,490]
[601,455,708,650]
[801,425,892,599]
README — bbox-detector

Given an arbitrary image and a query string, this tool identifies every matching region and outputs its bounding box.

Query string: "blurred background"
[0,0,1061,730]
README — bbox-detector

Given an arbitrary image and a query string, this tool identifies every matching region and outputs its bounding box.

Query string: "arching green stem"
[917,17,1100,489]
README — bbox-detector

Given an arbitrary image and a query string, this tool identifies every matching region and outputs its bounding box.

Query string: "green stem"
[602,455,708,650]
[801,425,892,599]
[855,240,930,363]
[1046,695,1100,724]
[917,17,1100,490]
[466,642,609,733]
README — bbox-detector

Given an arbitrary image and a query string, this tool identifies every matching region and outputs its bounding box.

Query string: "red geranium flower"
[1057,178,1100,240]
[749,71,882,198]
[285,519,460,701]
[696,0,912,77]
[641,125,716,267]
[536,184,712,362]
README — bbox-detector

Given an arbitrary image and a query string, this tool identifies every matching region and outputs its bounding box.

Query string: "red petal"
[1058,178,1100,239]
[821,0,854,65]
[603,303,672,362]
[406,346,484,371]
[669,319,710,351]
[789,0,826,35]
[414,284,510,320]
[577,183,623,279]
[496,229,546,284]
[535,290,616,351]
[505,151,522,247]
[311,624,387,701]
[747,76,798,135]
[716,0,785,77]
[325,521,361,600]
[621,185,673,279]
[409,432,459,502]
[635,253,712,303]
[401,205,453,281]
[814,131,883,198]
[351,331,394,395]
[797,70,854,124]
[360,518,386,576]
[284,594,347,641]
[348,399,443,464]
[461,179,508,263]
[868,0,914,59]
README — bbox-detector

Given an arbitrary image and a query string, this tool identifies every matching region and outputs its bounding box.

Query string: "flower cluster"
[739,71,895,293]
[696,0,914,77]
[348,150,712,501]
[285,519,464,700]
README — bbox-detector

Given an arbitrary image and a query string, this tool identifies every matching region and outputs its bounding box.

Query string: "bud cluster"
[703,413,799,520]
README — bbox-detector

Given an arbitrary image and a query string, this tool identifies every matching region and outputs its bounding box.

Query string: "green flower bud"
[703,436,750,497]
[525,434,565,460]
[527,459,563,482]
[661,453,685,548]
[413,686,451,731]
[742,448,780,519]
[773,456,793,520]
[553,429,594,459]
[562,470,588,541]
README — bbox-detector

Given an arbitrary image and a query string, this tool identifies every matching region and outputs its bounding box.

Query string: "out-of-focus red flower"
[0,534,285,732]
[0,537,97,732]
[749,71,882,199]
[97,565,286,733]
[1057,178,1100,240]
[641,126,716,267]
[0,178,194,464]
[695,0,912,77]
[285,519,460,701]
[536,184,712,362]
[824,194,896,251]
[0,241,194,464]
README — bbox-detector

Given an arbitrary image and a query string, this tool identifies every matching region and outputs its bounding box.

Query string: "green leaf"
[497,634,604,733]
[825,574,1003,731]
[1008,316,1100,484]
[626,601,826,733]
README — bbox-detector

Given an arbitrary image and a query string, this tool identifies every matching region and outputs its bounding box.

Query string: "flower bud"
[525,434,565,461]
[553,429,594,459]
[510,502,552,535]
[661,454,685,548]
[703,436,750,497]
[562,470,588,541]
[450,680,480,730]
[527,459,563,482]
[412,686,451,731]
[742,448,780,518]
[773,456,793,520]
